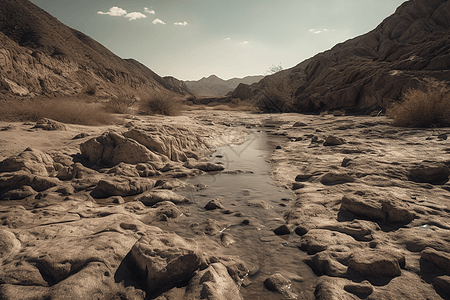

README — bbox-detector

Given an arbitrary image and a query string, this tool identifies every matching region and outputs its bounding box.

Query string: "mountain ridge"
[185,74,263,97]
[0,0,189,99]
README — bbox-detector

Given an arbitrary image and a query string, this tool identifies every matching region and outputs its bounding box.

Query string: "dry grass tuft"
[84,82,97,96]
[0,97,118,125]
[104,94,136,114]
[387,79,450,128]
[139,95,183,116]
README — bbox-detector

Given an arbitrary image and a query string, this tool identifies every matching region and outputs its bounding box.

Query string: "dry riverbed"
[0,110,449,300]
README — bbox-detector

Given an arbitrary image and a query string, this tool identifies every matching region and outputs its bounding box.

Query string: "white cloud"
[126,12,147,21]
[144,7,156,14]
[225,37,231,40]
[98,6,127,17]
[152,18,166,25]
[174,21,188,26]
[240,41,250,45]
[308,28,331,34]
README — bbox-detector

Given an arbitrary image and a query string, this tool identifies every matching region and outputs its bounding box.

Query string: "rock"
[136,163,157,177]
[381,200,415,223]
[321,172,355,185]
[95,176,155,197]
[185,161,225,172]
[123,127,208,162]
[80,131,164,166]
[205,199,224,210]
[333,110,345,117]
[323,135,345,146]
[292,182,305,190]
[130,232,203,296]
[348,249,404,277]
[273,224,295,236]
[184,263,243,300]
[247,199,271,210]
[306,248,349,277]
[314,276,356,300]
[275,145,282,149]
[72,133,89,140]
[220,232,235,247]
[135,190,189,206]
[33,118,67,131]
[153,201,183,219]
[421,247,450,272]
[30,176,61,192]
[193,219,227,236]
[0,148,55,176]
[107,162,140,177]
[409,164,450,184]
[299,229,357,255]
[292,121,307,127]
[434,275,450,296]
[340,195,386,219]
[264,273,297,299]
[295,174,314,182]
[0,229,21,262]
[341,157,352,167]
[343,281,373,297]
[438,133,448,140]
[111,196,125,204]
[320,220,380,241]
[0,185,36,200]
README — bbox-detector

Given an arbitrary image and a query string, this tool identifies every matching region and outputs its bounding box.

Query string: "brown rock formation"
[235,0,450,113]
[0,0,187,99]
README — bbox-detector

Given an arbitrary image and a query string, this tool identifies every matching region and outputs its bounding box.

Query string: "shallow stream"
[155,130,317,299]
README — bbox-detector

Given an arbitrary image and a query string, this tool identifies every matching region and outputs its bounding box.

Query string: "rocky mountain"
[0,0,188,99]
[234,0,450,113]
[185,74,263,97]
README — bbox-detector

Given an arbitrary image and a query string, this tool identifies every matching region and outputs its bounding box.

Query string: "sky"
[29,0,406,81]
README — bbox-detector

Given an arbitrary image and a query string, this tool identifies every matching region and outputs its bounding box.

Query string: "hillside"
[234,0,450,114]
[0,0,187,99]
[185,74,263,97]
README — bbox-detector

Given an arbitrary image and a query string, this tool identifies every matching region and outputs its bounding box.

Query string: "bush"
[104,94,136,114]
[255,74,296,113]
[139,95,182,116]
[387,79,450,127]
[84,82,97,96]
[0,97,118,125]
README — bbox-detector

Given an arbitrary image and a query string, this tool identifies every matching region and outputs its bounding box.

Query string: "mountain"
[0,0,188,99]
[234,0,450,113]
[185,75,263,97]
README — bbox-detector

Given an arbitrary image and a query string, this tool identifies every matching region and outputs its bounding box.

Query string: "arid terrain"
[1,110,450,300]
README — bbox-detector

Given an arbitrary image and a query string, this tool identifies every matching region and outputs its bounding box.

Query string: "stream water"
[155,130,317,300]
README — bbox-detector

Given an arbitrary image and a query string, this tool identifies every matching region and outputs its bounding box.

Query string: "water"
[155,130,317,300]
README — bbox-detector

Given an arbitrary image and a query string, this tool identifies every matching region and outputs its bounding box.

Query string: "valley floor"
[0,110,449,300]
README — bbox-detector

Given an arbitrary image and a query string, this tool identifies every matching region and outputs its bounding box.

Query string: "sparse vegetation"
[84,82,97,96]
[387,79,450,127]
[139,94,183,116]
[104,93,136,114]
[0,97,118,125]
[255,75,296,113]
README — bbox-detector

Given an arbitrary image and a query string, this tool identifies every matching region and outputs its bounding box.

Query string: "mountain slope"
[0,0,186,99]
[185,75,263,97]
[235,0,450,113]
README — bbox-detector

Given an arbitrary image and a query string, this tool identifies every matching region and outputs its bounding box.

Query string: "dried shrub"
[84,82,97,96]
[139,95,182,116]
[104,94,136,114]
[0,97,118,125]
[387,79,450,127]
[255,74,296,113]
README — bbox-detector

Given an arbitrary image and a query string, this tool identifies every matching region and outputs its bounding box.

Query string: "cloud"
[225,37,231,40]
[174,21,188,26]
[152,18,166,25]
[308,28,331,34]
[98,6,127,17]
[125,12,147,21]
[240,41,250,45]
[144,7,155,14]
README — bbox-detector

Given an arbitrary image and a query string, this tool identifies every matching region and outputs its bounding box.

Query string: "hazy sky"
[29,0,406,80]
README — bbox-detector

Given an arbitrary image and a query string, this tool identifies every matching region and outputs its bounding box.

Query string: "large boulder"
[95,176,156,197]
[0,148,55,176]
[130,232,203,296]
[80,131,165,166]
[348,249,405,277]
[134,190,190,206]
[409,164,450,184]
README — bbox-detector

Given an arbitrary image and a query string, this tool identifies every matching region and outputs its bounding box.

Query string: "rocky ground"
[0,109,450,300]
